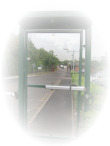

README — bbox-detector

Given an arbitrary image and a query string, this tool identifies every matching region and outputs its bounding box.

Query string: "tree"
[63,60,68,65]
[2,34,61,77]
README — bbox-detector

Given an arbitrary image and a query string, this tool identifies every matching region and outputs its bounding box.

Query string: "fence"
[28,64,57,74]
[90,57,110,111]
[1,60,57,77]
[71,56,108,135]
[71,57,110,111]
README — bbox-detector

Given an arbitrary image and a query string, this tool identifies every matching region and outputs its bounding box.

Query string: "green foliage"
[90,82,106,112]
[71,70,78,74]
[82,110,102,133]
[90,84,105,111]
[71,71,106,131]
[90,82,105,95]
[83,82,105,130]
[62,60,68,65]
[71,74,78,85]
[27,41,60,73]
[2,34,60,77]
[71,70,73,77]
[71,70,79,85]
[71,71,108,111]
[71,72,85,109]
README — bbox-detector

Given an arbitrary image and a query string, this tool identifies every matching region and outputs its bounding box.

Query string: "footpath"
[28,71,74,138]
[2,70,74,146]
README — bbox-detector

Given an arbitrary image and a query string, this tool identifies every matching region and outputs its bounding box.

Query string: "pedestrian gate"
[17,11,93,140]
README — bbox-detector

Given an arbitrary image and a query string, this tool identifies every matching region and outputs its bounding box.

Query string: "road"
[1,69,70,125]
[2,69,74,138]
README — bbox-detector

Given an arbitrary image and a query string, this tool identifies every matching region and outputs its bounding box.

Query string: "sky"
[12,2,108,61]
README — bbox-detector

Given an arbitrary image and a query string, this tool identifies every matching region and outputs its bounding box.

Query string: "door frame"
[18,11,93,140]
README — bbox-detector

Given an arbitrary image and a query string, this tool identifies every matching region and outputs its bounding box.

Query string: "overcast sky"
[12,2,108,61]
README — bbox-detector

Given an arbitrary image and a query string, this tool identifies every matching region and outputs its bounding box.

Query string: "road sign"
[38,67,42,70]
[32,63,36,67]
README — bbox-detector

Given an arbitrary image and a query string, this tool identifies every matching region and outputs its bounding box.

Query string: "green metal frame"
[84,27,91,112]
[19,11,92,135]
[19,26,25,129]
[77,31,83,132]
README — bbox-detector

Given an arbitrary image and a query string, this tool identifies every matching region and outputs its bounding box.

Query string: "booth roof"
[18,11,92,30]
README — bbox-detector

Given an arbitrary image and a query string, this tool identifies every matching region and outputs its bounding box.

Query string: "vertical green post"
[24,32,28,130]
[73,51,74,76]
[77,31,83,132]
[19,26,25,128]
[78,31,83,86]
[84,27,91,112]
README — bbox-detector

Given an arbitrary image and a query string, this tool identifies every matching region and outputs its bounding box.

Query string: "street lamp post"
[64,48,79,76]
[71,50,79,76]
[73,51,74,74]
[68,44,80,77]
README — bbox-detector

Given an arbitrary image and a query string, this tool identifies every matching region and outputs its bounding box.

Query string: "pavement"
[2,69,75,139]
[27,70,74,138]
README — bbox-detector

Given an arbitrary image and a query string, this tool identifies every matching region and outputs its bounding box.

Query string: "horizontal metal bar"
[27,134,76,140]
[25,29,83,33]
[46,85,85,91]
[71,86,85,91]
[27,84,45,88]
[27,84,86,91]
[45,85,70,90]
[3,92,15,97]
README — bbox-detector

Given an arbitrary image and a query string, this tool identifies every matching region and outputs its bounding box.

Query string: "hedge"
[71,70,108,111]
[71,70,108,133]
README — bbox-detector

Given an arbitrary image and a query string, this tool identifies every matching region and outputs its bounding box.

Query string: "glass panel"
[27,33,80,138]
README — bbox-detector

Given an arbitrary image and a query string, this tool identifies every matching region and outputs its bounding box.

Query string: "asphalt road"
[28,70,73,138]
[2,69,73,138]
[2,69,67,119]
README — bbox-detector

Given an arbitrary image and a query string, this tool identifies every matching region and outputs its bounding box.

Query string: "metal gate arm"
[46,85,85,91]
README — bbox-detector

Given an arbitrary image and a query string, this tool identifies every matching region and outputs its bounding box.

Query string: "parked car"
[60,65,64,69]
[92,77,110,89]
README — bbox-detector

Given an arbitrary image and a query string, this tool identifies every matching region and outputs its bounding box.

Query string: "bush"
[80,83,106,131]
[90,82,105,95]
[71,71,106,132]
[71,72,78,85]
[82,110,102,133]
[71,70,78,74]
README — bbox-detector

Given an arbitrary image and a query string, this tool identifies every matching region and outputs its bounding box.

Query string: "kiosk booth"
[18,11,92,136]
